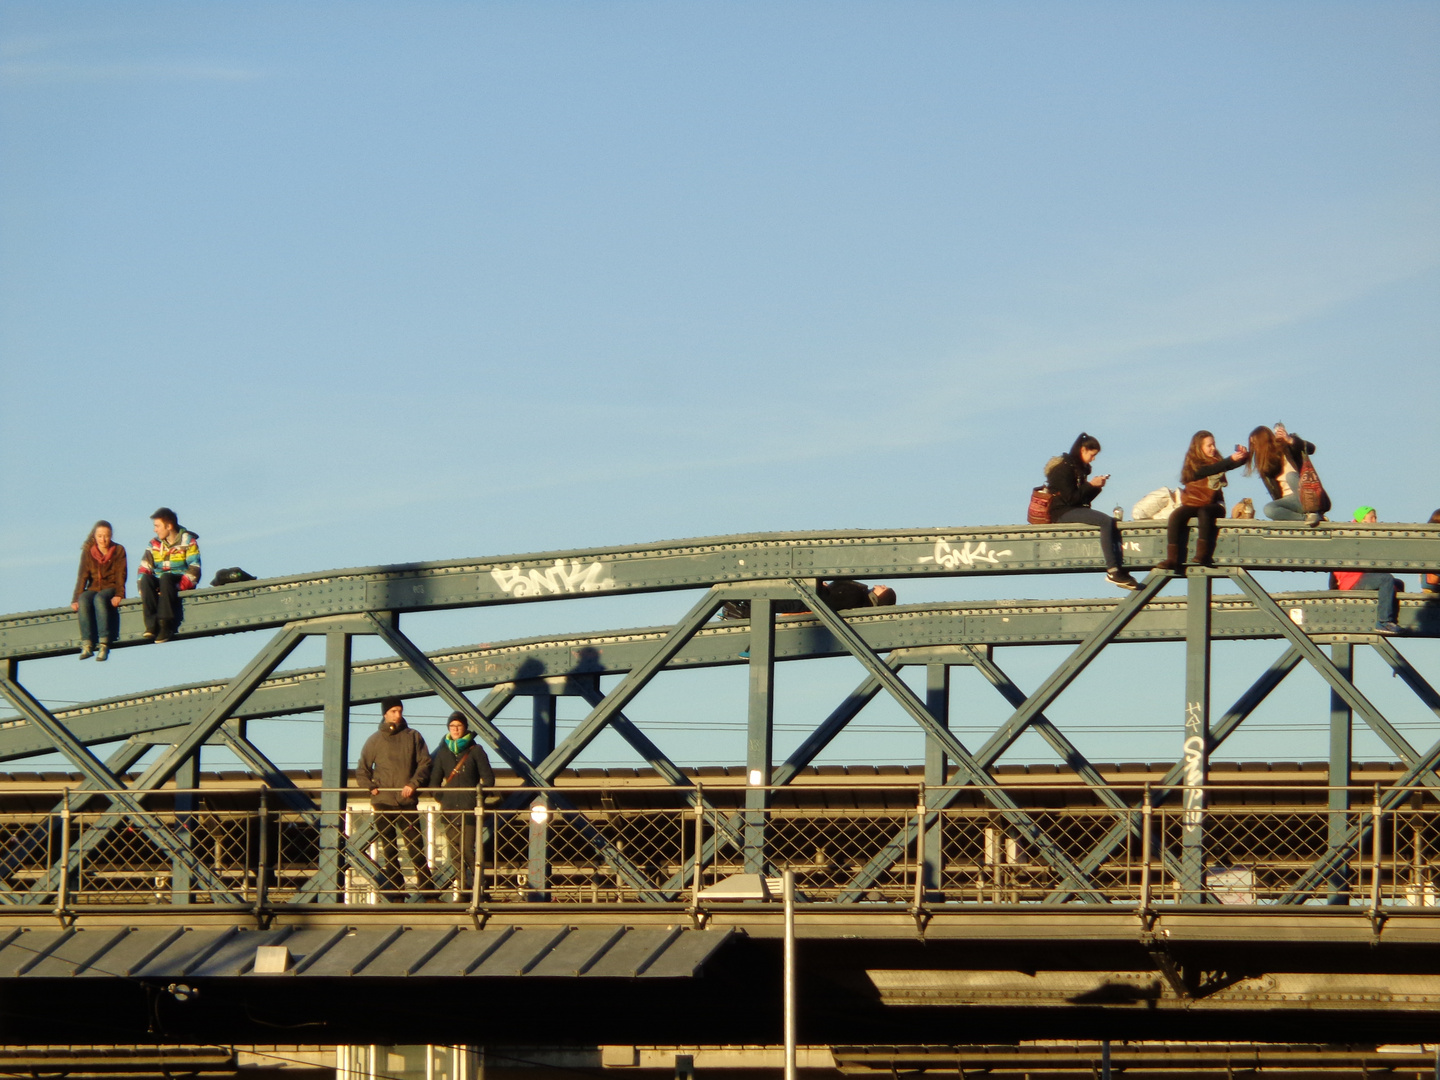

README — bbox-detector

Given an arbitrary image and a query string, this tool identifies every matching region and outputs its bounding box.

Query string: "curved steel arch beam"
[3,523,1435,660]
[0,591,1418,763]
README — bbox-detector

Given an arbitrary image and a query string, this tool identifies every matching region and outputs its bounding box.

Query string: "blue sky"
[2,2,1437,775]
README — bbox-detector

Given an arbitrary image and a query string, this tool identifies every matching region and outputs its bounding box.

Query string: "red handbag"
[1297,451,1330,516]
[1027,486,1053,525]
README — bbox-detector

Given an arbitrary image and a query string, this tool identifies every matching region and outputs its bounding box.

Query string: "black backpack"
[209,567,257,587]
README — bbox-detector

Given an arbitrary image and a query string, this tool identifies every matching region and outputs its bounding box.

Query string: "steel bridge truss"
[0,524,1436,914]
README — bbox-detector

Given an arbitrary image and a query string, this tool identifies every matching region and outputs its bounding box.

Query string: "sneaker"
[95,643,109,662]
[1106,569,1141,590]
[78,641,94,660]
[142,629,156,641]
[1376,622,1404,636]
[1305,513,1322,527]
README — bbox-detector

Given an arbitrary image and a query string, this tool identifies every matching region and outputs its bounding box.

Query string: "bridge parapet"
[2,782,1434,917]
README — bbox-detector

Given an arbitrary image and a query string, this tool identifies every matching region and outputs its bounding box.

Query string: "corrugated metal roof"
[0,924,733,980]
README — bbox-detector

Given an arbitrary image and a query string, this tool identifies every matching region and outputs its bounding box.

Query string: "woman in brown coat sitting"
[71,520,127,660]
[1155,432,1249,571]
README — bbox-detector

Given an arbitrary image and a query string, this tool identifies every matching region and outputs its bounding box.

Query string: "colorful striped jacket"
[138,529,201,588]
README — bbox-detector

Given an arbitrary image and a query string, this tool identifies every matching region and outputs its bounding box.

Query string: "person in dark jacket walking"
[70,520,126,661]
[1045,433,1140,590]
[429,712,495,891]
[356,697,434,901]
[1156,431,1249,571]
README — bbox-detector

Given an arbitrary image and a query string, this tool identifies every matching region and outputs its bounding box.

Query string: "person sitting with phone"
[1046,432,1140,590]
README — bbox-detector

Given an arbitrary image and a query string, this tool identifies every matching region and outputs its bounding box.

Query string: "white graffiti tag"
[1182,731,1205,829]
[491,559,617,598]
[918,539,1013,570]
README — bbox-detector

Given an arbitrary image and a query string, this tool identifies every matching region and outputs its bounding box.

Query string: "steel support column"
[745,599,775,875]
[1182,571,1212,902]
[529,693,557,902]
[319,632,352,903]
[923,662,948,897]
[170,751,198,904]
[1328,642,1353,904]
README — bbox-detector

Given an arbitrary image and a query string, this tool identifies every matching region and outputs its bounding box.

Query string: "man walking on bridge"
[356,697,435,901]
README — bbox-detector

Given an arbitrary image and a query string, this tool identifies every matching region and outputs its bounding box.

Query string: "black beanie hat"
[380,696,403,716]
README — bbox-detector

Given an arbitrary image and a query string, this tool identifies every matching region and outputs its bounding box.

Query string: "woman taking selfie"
[71,520,127,661]
[1046,433,1140,590]
[1156,432,1249,571]
[1247,422,1326,525]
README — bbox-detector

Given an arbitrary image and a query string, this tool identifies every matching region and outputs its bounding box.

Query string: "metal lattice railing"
[3,784,1436,912]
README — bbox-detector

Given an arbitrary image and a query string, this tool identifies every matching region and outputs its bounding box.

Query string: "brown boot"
[1194,536,1214,567]
[1154,544,1182,572]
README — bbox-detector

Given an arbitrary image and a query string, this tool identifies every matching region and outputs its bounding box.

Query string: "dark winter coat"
[1045,454,1102,512]
[356,718,432,809]
[428,736,496,810]
[1259,433,1318,502]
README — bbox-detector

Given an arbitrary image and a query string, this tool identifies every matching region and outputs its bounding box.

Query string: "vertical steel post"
[320,632,352,903]
[912,784,926,913]
[1327,642,1354,904]
[923,662,949,898]
[171,750,198,904]
[255,786,269,914]
[1139,784,1153,917]
[1101,1041,1111,1080]
[469,778,486,912]
[745,599,775,875]
[691,782,705,916]
[783,866,796,1080]
[528,693,557,902]
[1370,784,1383,916]
[56,788,71,915]
[1181,571,1212,903]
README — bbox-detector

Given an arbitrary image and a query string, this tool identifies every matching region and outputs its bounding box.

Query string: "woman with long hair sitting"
[70,520,127,661]
[1246,422,1327,525]
[1156,431,1249,571]
[1045,433,1140,590]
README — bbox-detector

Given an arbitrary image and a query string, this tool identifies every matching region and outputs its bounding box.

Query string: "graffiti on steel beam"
[918,539,1013,570]
[1183,698,1205,829]
[491,559,617,597]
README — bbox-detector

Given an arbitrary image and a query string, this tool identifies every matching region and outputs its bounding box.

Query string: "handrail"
[2,781,1434,914]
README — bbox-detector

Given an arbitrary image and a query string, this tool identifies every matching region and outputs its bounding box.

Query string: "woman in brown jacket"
[1155,432,1249,571]
[71,521,127,660]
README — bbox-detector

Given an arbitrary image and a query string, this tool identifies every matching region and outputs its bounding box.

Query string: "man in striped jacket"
[137,507,201,643]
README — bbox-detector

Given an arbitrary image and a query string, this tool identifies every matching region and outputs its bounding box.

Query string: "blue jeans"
[1351,573,1401,626]
[1264,471,1305,521]
[77,588,119,643]
[1052,506,1122,570]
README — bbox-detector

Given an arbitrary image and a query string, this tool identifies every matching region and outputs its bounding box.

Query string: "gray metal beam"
[4,523,1435,661]
[1327,642,1353,905]
[1049,645,1305,903]
[1228,570,1440,790]
[744,599,776,875]
[1181,571,1213,902]
[4,592,1419,764]
[788,579,1109,904]
[0,665,239,904]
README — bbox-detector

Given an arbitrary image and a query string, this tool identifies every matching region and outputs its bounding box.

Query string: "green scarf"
[444,733,474,755]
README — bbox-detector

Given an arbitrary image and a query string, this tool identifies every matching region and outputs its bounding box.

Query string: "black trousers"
[1166,504,1221,554]
[373,808,433,900]
[138,574,183,633]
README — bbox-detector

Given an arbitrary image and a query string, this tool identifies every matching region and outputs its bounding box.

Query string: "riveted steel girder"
[2,523,1435,660]
[1,591,1424,763]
